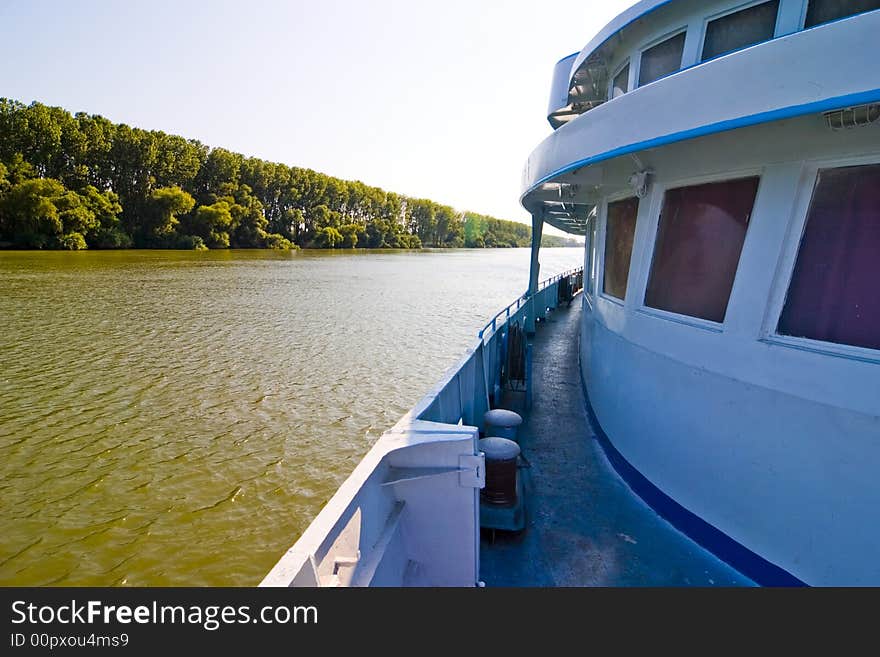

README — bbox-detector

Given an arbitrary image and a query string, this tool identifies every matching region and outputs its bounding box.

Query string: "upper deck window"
[638,32,686,87]
[603,197,639,300]
[645,177,759,323]
[611,63,630,99]
[804,0,880,28]
[777,164,880,351]
[701,1,779,61]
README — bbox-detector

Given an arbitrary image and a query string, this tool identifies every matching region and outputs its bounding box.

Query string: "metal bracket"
[459,453,485,489]
[381,454,485,489]
[628,170,652,199]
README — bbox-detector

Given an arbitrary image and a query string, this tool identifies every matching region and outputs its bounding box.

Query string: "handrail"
[478,267,583,339]
[263,264,584,586]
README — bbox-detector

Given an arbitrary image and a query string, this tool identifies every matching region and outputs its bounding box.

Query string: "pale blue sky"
[0,0,633,231]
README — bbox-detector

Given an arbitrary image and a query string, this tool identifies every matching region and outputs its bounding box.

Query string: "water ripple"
[0,248,582,585]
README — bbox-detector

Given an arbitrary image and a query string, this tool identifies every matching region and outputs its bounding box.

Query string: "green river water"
[0,247,582,585]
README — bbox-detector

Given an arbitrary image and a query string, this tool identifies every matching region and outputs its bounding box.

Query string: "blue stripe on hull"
[577,337,809,587]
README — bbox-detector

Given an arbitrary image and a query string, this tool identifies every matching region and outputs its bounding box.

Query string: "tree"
[229,187,269,248]
[314,226,343,248]
[194,148,241,202]
[59,232,87,250]
[81,186,128,248]
[190,201,234,248]
[0,96,547,251]
[142,186,195,243]
[0,178,66,247]
[263,233,294,249]
[55,189,99,237]
[339,223,360,248]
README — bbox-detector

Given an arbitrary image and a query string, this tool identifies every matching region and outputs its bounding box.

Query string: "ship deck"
[479,297,754,586]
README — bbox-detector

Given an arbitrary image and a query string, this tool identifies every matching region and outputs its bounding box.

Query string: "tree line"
[0,99,578,251]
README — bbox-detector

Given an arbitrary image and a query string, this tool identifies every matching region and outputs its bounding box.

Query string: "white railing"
[260,268,583,587]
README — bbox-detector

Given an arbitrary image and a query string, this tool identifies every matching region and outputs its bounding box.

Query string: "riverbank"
[0,99,581,253]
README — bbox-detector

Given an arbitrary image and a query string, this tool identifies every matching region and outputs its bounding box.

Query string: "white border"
[633,167,765,331]
[762,152,880,362]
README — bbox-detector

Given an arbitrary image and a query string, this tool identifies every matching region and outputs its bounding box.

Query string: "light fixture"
[628,170,651,199]
[823,103,880,130]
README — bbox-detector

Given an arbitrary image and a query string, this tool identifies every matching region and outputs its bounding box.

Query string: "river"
[0,247,583,585]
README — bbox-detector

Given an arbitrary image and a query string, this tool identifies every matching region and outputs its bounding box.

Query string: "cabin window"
[777,164,880,351]
[603,197,639,300]
[611,63,630,98]
[701,1,779,61]
[645,177,759,323]
[804,0,880,28]
[638,32,686,87]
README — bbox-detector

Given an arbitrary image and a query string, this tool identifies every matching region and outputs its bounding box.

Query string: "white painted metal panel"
[523,14,880,203]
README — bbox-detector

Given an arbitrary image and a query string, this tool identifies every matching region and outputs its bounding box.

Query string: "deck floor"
[479,298,754,587]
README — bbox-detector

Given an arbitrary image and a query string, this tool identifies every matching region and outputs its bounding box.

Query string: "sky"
[0,0,634,233]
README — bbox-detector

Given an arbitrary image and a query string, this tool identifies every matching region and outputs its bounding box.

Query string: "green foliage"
[59,232,87,250]
[176,234,208,250]
[92,226,132,249]
[0,178,66,247]
[396,234,422,249]
[338,223,360,248]
[541,234,582,248]
[0,98,571,251]
[143,186,195,243]
[191,201,233,248]
[313,226,343,248]
[463,212,530,248]
[263,233,294,250]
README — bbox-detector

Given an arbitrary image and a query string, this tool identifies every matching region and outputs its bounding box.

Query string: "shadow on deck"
[479,297,754,587]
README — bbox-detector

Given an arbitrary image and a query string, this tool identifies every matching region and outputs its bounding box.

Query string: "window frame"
[698,0,783,63]
[799,0,880,29]
[763,153,880,362]
[633,168,763,333]
[598,190,640,307]
[634,27,689,89]
[608,58,632,100]
[584,207,598,302]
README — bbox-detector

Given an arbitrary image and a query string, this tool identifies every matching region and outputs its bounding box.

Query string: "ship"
[262,0,880,587]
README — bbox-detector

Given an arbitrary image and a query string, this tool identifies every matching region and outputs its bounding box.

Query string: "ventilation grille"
[824,103,880,130]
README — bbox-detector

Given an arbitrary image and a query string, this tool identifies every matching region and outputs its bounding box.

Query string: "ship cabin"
[517,0,880,586]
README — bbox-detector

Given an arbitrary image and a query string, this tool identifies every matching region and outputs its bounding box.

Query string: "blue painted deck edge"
[522,87,880,204]
[576,334,808,588]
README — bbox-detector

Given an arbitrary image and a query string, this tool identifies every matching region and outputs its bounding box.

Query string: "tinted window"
[645,177,759,323]
[777,164,880,350]
[612,63,630,98]
[702,1,779,61]
[603,197,639,300]
[638,32,686,87]
[805,0,880,27]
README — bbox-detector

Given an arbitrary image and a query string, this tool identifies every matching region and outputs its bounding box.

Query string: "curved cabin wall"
[531,0,880,585]
[577,113,880,586]
[556,0,879,130]
[525,11,880,196]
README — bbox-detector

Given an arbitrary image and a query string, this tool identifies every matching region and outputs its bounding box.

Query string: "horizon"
[0,0,633,236]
